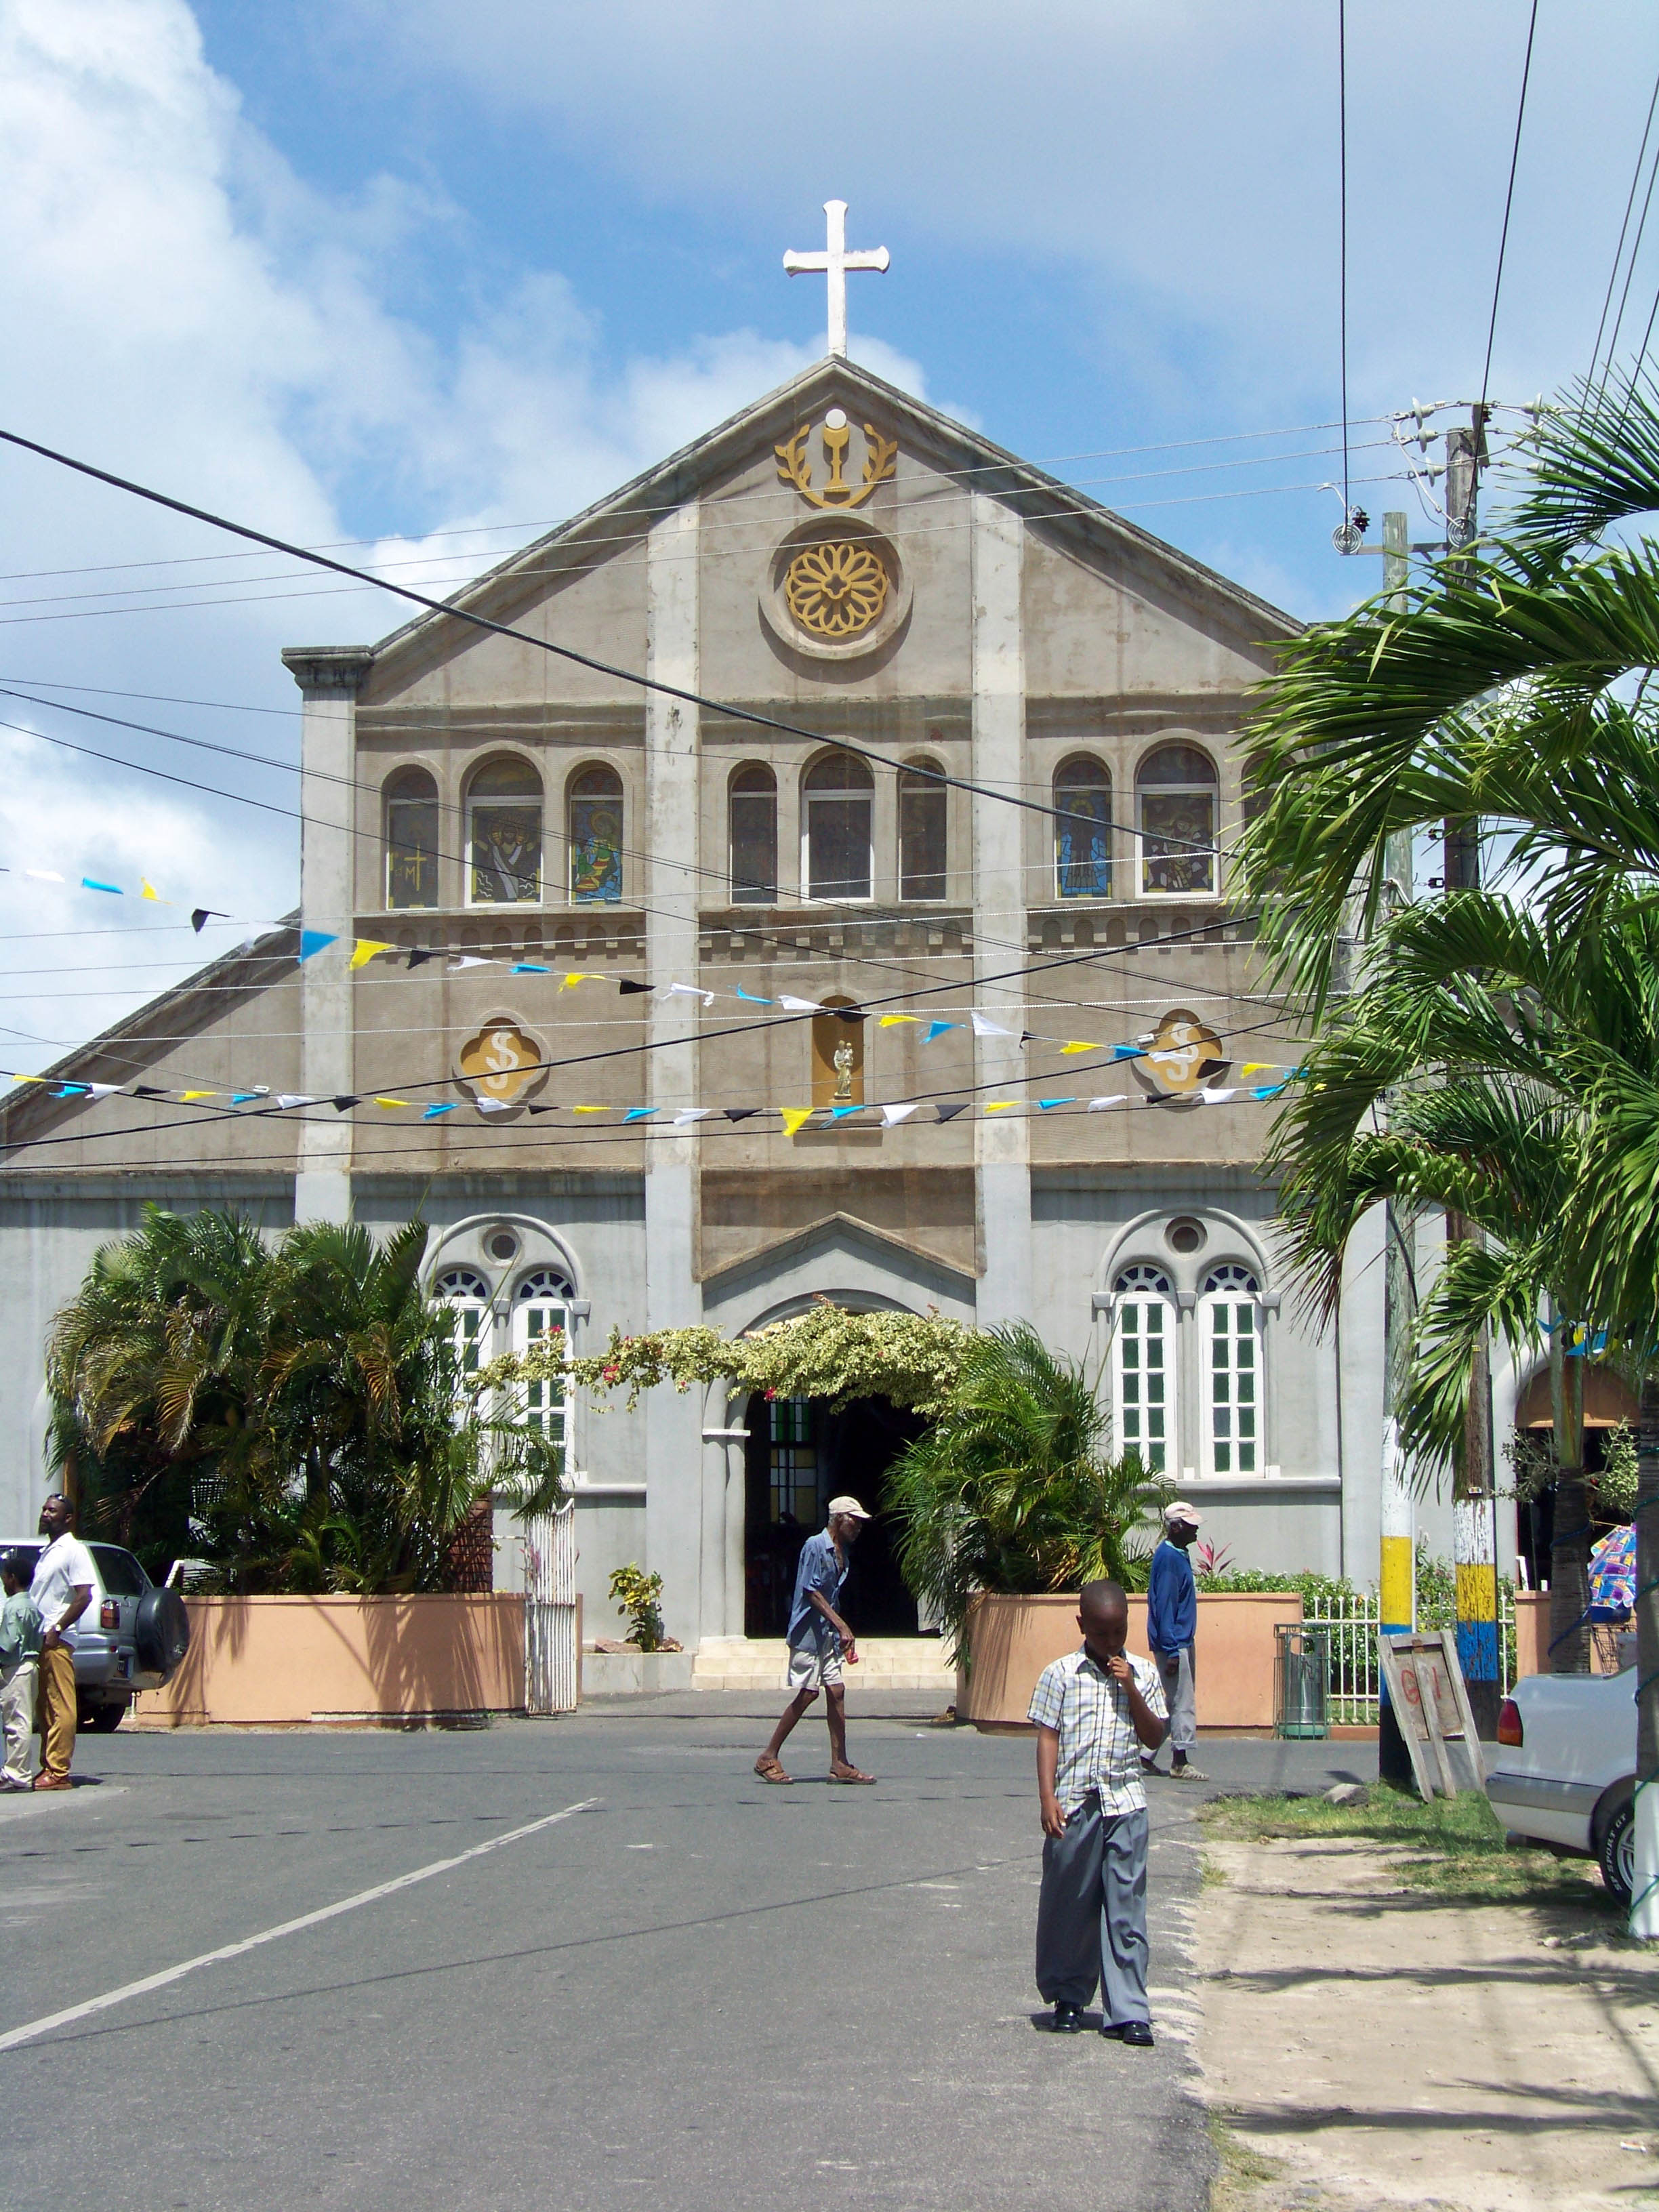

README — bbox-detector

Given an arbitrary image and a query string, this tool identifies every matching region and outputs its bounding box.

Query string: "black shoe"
[1109,2020,1154,2047]
[1050,2002,1084,2034]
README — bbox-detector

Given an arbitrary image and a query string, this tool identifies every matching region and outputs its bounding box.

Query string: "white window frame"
[801,769,874,904]
[1112,1265,1176,1475]
[512,1267,576,1473]
[1200,1265,1261,1476]
[433,1267,493,1409]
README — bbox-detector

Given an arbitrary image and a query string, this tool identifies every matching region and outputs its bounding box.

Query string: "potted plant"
[886,1322,1164,1724]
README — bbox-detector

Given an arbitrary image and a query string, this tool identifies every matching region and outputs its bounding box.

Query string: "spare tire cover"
[133,1587,190,1677]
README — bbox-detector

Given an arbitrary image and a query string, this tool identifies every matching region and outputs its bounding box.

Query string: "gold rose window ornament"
[785,539,889,640]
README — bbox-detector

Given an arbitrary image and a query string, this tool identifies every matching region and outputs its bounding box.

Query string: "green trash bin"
[1275,1623,1331,1740]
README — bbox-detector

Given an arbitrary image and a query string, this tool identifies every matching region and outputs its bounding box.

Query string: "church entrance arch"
[742,1392,930,1639]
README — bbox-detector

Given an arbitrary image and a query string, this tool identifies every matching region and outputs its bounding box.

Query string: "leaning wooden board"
[1378,1630,1486,1797]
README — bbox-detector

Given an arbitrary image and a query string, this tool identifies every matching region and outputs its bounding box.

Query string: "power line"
[1588,64,1659,384]
[1339,0,1351,520]
[1481,0,1540,408]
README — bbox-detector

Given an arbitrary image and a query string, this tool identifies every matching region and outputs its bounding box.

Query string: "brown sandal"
[828,1761,877,1784]
[754,1755,793,1784]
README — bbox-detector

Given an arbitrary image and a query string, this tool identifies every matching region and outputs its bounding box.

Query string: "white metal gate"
[523,1500,579,1715]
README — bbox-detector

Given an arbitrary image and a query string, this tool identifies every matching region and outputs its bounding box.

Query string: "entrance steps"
[691,1636,956,1694]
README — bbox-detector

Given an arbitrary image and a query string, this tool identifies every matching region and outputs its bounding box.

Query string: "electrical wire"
[1338,0,1351,521]
[1588,65,1659,386]
[1481,0,1540,409]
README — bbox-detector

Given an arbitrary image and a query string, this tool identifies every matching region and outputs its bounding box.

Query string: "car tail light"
[99,1599,119,1631]
[1497,1698,1523,1747]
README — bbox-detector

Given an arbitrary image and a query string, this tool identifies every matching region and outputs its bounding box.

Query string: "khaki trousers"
[37,1643,77,1783]
[0,1658,37,1786]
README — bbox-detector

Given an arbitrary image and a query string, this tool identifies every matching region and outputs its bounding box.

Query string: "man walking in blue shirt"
[1145,1502,1204,1780]
[754,1496,876,1785]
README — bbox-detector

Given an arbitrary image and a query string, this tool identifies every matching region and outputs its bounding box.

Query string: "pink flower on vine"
[602,1365,620,1383]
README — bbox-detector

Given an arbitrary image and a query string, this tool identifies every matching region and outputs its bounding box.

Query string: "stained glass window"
[1054,754,1111,899]
[1137,743,1217,896]
[385,768,439,910]
[569,764,624,905]
[467,758,543,905]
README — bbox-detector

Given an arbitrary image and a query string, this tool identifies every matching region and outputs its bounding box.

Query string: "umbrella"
[1587,1524,1636,1621]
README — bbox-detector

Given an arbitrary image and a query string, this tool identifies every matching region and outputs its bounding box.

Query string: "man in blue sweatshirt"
[1145,1502,1204,1780]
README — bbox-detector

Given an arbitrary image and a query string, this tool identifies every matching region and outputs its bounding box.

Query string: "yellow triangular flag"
[181,1090,219,1101]
[140,880,167,904]
[573,1103,609,1113]
[1060,1040,1101,1055]
[373,1097,409,1109]
[352,939,396,970]
[1241,1063,1276,1076]
[983,1100,1016,1113]
[562,971,600,990]
[878,1014,922,1027]
[779,1106,815,1137]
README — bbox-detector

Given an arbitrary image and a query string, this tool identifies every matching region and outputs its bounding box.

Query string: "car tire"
[133,1587,190,1676]
[1599,1799,1635,1908]
[79,1702,124,1734]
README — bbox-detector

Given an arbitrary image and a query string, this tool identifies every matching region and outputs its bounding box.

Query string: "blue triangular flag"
[1113,1044,1144,1060]
[828,1105,863,1121]
[512,962,551,974]
[422,1102,458,1120]
[298,930,339,963]
[623,1107,659,1123]
[735,987,773,1004]
[924,1021,956,1043]
[81,878,123,896]
[1038,1097,1076,1110]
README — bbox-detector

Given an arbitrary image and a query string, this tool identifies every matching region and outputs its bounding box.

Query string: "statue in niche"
[832,1040,856,1102]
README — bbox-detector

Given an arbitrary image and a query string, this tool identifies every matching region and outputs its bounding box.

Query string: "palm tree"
[886,1321,1164,1657]
[1242,365,1659,1929]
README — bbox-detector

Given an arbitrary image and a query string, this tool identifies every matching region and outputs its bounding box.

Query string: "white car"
[1487,1661,1639,1906]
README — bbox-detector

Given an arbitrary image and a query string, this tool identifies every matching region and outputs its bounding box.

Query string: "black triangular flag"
[134,1086,167,1100]
[407,947,433,970]
[935,1101,969,1122]
[527,1103,558,1115]
[1020,1031,1037,1046]
[832,1004,865,1023]
[724,1107,759,1122]
[617,978,653,996]
[190,909,210,934]
[332,1096,360,1113]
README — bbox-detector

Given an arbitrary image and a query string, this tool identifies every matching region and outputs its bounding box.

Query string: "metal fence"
[1301,1584,1517,1725]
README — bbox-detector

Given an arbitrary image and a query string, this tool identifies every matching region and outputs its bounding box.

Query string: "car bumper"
[1486,1770,1599,1853]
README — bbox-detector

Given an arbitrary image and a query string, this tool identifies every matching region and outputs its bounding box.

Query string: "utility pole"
[1441,407,1502,1739]
[1378,508,1418,1786]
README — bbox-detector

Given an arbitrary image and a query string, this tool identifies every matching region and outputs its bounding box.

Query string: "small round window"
[487,1228,520,1263]
[1166,1217,1207,1256]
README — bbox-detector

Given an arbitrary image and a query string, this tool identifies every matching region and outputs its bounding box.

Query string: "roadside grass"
[1206,2114,1285,2212]
[1200,1784,1621,1915]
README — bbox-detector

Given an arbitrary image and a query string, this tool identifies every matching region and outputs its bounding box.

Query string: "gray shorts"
[786,1641,844,1692]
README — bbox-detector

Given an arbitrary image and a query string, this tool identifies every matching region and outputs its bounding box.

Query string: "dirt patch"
[1195,1832,1659,2212]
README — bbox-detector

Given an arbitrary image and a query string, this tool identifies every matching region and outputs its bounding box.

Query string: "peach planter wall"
[129,1593,530,1726]
[956,1591,1304,1732]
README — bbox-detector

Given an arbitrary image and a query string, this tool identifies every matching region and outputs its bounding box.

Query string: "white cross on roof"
[783,200,890,360]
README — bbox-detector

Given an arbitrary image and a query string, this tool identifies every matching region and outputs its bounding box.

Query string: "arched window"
[1201,1264,1260,1475]
[434,1266,493,1385]
[1113,1265,1174,1473]
[1136,743,1217,897]
[898,759,947,901]
[512,1266,575,1455]
[384,767,439,911]
[466,758,542,906]
[729,763,777,905]
[568,764,624,904]
[1054,754,1111,900]
[802,751,873,902]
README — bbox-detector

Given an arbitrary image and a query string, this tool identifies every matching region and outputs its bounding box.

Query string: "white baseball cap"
[827,1495,872,1521]
[1163,1500,1203,1528]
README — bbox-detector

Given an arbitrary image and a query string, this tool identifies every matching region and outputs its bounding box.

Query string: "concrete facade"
[0,359,1479,1637]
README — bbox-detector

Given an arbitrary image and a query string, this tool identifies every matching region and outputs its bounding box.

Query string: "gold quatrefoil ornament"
[783,539,890,638]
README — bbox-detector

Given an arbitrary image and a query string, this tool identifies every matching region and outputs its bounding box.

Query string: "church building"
[0,320,1491,1647]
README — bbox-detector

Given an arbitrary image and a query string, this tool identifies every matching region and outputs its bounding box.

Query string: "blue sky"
[0,0,1654,1065]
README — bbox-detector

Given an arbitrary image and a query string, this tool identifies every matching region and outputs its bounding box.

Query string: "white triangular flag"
[451,956,495,970]
[777,995,825,1014]
[881,1103,920,1126]
[668,983,715,1008]
[476,1097,512,1113]
[85,1083,124,1099]
[1087,1095,1130,1111]
[970,1011,1013,1038]
[673,1107,712,1125]
[1200,1086,1239,1104]
[24,869,64,884]
[276,1094,322,1110]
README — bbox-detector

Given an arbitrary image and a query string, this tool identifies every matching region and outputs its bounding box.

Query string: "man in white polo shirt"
[28,1494,94,1791]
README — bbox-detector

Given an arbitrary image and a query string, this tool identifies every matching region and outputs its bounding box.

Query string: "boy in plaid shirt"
[1028,1578,1168,2043]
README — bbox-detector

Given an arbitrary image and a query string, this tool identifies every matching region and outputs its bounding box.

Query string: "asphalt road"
[0,1708,1371,2212]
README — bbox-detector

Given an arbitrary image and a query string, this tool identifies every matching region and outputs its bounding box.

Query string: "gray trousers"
[1034,1796,1149,2024]
[1156,1643,1197,1754]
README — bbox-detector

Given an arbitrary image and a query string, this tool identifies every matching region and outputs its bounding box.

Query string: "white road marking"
[0,1795,598,2054]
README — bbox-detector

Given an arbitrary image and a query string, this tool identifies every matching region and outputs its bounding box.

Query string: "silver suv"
[3,1540,190,1731]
